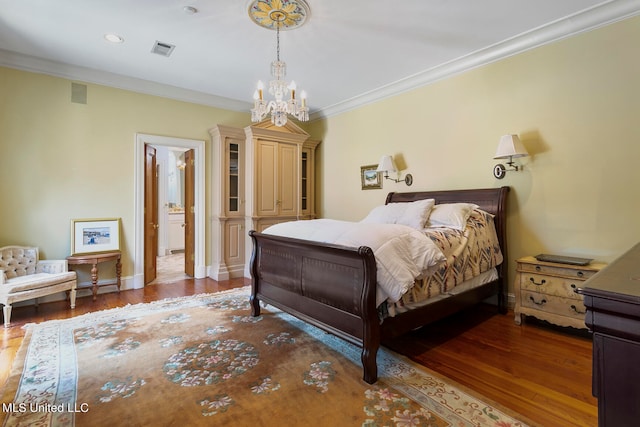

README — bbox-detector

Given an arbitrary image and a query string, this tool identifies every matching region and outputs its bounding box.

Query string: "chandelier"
[248,0,310,127]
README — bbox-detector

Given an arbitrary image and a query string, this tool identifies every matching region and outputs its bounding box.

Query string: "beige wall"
[0,67,250,280]
[2,14,639,297]
[309,15,640,293]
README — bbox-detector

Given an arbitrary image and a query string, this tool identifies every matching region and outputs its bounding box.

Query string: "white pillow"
[361,199,435,229]
[426,203,479,231]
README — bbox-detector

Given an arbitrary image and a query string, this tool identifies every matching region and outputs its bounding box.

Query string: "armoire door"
[256,140,278,216]
[277,143,297,216]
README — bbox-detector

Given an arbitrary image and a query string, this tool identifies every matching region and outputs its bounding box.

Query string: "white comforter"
[262,219,446,306]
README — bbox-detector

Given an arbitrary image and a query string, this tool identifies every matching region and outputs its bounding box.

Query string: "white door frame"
[133,133,206,288]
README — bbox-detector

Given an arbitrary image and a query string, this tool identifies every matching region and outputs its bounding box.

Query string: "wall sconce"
[376,155,413,186]
[493,134,529,179]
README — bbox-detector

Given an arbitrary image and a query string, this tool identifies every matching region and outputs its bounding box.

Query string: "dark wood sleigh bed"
[249,187,509,384]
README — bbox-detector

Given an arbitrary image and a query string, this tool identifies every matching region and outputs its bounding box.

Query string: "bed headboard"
[385,186,509,241]
[385,187,509,218]
[385,186,510,293]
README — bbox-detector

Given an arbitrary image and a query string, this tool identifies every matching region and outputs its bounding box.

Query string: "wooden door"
[184,149,195,277]
[144,144,158,284]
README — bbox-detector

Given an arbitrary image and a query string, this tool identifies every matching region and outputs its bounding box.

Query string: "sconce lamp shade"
[494,134,529,159]
[376,155,413,186]
[492,134,529,179]
[376,155,397,173]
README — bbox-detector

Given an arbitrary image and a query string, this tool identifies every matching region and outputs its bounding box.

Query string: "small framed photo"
[361,164,382,190]
[71,218,121,255]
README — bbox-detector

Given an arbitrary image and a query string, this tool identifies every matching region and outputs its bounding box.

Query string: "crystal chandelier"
[248,0,310,127]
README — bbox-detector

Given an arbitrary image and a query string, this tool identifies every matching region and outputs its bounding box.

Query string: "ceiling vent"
[151,41,175,57]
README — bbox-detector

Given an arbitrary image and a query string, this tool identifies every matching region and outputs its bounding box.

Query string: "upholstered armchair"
[0,246,77,327]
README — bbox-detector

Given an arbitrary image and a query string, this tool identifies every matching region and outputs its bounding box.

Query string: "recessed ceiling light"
[104,33,124,43]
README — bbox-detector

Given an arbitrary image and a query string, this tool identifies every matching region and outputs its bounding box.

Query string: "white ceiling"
[1,0,639,120]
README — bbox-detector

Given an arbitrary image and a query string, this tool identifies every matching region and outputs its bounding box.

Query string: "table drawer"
[521,290,587,321]
[518,263,598,280]
[519,273,584,300]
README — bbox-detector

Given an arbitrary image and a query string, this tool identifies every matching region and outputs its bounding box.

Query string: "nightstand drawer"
[520,290,587,321]
[519,273,584,300]
[518,263,598,280]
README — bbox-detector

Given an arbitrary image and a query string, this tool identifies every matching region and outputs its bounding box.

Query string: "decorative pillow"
[426,203,479,230]
[361,199,435,229]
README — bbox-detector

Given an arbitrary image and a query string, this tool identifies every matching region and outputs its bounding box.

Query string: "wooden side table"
[67,251,121,301]
[514,256,606,329]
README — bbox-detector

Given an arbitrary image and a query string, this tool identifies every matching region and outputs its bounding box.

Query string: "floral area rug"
[1,287,530,426]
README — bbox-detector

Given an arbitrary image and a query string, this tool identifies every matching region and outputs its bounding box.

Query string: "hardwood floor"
[1,278,596,426]
[384,304,597,426]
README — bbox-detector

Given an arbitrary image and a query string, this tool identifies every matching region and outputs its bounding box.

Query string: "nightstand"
[514,256,606,329]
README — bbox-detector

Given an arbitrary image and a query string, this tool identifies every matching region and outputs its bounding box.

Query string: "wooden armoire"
[209,120,319,279]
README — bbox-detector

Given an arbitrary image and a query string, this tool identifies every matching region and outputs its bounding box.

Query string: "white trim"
[134,134,206,288]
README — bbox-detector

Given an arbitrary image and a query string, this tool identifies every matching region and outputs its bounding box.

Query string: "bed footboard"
[249,230,380,383]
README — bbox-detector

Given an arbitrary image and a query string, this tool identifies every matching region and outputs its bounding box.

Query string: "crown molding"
[1,1,638,119]
[311,0,640,121]
[0,49,251,112]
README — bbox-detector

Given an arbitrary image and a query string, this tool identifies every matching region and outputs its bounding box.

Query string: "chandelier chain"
[276,23,280,62]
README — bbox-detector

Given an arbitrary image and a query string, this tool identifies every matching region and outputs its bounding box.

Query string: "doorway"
[134,134,205,289]
[149,145,194,284]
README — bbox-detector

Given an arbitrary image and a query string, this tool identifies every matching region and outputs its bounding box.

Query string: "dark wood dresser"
[578,242,640,427]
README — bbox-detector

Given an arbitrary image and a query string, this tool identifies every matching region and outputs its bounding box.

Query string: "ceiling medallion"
[247,0,310,31]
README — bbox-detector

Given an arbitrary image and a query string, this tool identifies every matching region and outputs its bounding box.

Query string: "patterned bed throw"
[387,209,503,315]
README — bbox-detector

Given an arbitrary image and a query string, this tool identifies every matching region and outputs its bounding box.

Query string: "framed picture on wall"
[71,218,121,255]
[360,164,382,190]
